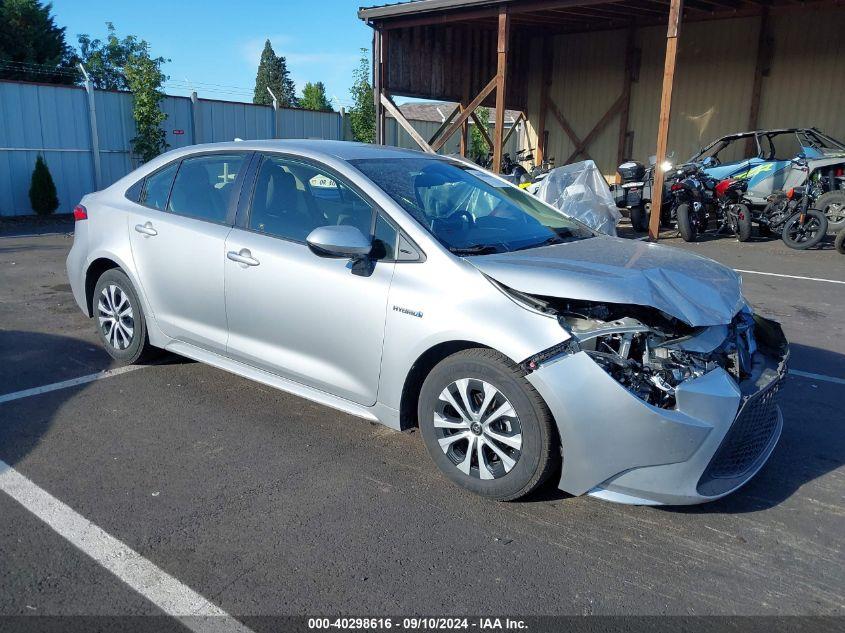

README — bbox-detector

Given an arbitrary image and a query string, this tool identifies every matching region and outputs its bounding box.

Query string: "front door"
[223,154,396,406]
[128,152,249,351]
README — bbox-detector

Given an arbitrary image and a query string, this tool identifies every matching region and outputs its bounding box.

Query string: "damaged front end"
[505,283,789,505]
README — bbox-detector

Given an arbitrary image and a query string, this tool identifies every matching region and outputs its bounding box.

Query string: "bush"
[29,155,59,216]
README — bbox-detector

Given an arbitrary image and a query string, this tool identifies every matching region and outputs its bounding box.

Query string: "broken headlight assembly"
[513,290,755,409]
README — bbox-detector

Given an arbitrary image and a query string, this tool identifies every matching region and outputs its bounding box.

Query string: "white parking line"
[0,459,253,632]
[735,269,845,285]
[789,369,845,386]
[0,365,145,404]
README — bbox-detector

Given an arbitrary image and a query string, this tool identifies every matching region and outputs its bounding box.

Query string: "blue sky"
[51,0,375,108]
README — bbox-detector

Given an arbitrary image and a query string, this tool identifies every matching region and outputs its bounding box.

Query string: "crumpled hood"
[468,236,744,327]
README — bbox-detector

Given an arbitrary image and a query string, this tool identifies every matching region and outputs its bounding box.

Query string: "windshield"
[350,157,594,255]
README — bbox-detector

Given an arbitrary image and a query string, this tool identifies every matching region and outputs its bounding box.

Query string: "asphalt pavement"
[0,224,842,628]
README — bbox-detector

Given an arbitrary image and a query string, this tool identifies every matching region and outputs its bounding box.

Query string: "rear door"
[127,152,250,352]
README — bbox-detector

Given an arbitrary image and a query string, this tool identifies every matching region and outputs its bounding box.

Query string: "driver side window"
[248,156,374,242]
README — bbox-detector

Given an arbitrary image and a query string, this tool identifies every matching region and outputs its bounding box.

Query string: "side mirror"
[306,225,372,259]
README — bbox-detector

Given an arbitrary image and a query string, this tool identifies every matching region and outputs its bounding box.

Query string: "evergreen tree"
[253,39,297,107]
[29,155,59,215]
[349,49,375,143]
[300,81,333,112]
[0,0,77,84]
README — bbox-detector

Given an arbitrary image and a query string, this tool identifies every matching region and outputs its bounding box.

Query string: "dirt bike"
[759,186,829,249]
[714,177,753,241]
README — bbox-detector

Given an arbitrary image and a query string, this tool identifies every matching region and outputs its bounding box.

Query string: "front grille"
[697,377,781,496]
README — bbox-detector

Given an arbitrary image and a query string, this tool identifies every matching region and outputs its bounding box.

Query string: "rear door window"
[167,154,246,224]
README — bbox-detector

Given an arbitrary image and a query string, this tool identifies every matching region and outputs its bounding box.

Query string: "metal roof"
[359,0,504,21]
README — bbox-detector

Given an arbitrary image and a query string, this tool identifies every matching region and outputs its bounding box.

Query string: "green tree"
[124,53,168,163]
[0,0,77,84]
[300,81,333,112]
[470,107,490,162]
[76,22,166,91]
[29,155,59,215]
[253,39,297,107]
[349,49,375,144]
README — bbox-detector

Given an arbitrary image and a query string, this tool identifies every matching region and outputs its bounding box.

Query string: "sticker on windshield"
[467,169,510,188]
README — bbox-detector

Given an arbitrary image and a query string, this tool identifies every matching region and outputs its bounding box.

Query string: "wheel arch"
[398,340,493,430]
[84,257,122,317]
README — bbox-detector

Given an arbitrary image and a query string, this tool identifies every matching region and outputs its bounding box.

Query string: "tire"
[676,203,698,242]
[781,209,828,250]
[733,203,752,242]
[418,348,560,501]
[92,269,155,364]
[630,203,647,232]
[814,190,845,233]
[835,229,845,255]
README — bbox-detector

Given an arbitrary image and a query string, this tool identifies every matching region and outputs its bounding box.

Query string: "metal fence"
[0,80,343,216]
[0,79,526,216]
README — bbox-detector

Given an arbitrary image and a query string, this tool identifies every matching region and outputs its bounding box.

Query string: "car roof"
[163,139,444,162]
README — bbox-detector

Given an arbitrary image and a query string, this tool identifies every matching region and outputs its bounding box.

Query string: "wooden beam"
[536,36,552,167]
[492,7,510,174]
[427,103,461,145]
[471,110,494,150]
[380,92,435,153]
[502,112,524,148]
[460,50,471,157]
[430,75,497,152]
[564,92,626,165]
[617,26,636,164]
[648,0,683,241]
[547,97,592,162]
[746,5,769,155]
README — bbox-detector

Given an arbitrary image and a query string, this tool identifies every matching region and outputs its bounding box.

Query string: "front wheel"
[676,203,698,242]
[418,349,560,501]
[781,209,828,250]
[93,269,155,364]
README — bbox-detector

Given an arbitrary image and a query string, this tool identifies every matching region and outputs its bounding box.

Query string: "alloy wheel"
[97,284,134,350]
[433,378,522,480]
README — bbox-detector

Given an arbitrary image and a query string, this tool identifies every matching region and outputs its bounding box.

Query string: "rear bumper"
[66,222,89,315]
[526,316,788,506]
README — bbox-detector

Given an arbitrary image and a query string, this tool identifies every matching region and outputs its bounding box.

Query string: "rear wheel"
[676,203,698,242]
[630,203,647,232]
[732,203,752,242]
[781,209,828,250]
[814,191,845,233]
[93,269,155,364]
[835,229,845,254]
[418,349,559,501]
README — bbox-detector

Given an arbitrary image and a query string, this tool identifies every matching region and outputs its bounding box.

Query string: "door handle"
[134,222,157,237]
[227,249,260,267]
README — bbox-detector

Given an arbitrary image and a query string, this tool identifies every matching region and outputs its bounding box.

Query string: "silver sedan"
[66,141,788,504]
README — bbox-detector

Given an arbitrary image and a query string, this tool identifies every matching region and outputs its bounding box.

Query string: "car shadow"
[0,330,191,469]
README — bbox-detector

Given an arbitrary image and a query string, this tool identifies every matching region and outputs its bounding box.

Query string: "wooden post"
[492,7,510,174]
[617,27,636,164]
[381,93,435,153]
[648,0,683,241]
[374,29,386,145]
[430,76,497,152]
[536,36,552,167]
[746,6,770,155]
[460,49,471,157]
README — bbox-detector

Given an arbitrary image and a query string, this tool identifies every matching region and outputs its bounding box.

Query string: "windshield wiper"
[448,244,502,255]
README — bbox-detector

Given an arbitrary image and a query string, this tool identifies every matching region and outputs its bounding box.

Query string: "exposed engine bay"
[510,288,757,409]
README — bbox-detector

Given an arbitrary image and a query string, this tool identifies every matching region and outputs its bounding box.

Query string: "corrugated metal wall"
[524,6,845,176]
[0,81,344,216]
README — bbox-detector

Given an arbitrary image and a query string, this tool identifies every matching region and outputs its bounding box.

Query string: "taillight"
[670,183,684,191]
[73,204,88,221]
[785,188,794,200]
